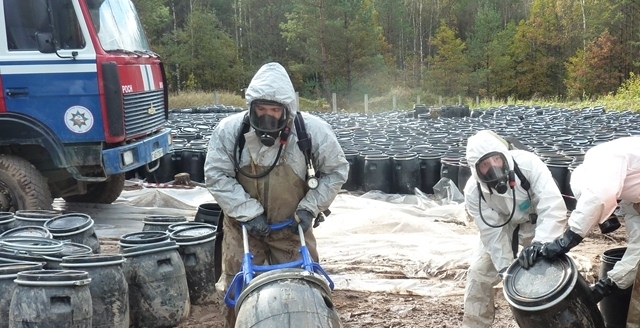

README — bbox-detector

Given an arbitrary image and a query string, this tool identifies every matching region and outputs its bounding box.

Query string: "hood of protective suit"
[244,62,298,117]
[466,130,515,190]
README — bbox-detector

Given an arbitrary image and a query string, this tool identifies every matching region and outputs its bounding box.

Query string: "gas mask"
[476,152,510,194]
[254,115,281,147]
[249,100,289,147]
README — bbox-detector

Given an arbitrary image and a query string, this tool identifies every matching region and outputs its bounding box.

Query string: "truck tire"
[63,173,125,204]
[0,154,53,211]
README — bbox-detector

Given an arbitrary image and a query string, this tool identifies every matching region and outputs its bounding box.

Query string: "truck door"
[0,0,104,143]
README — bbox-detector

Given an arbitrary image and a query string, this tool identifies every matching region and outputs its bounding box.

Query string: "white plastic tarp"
[53,183,593,297]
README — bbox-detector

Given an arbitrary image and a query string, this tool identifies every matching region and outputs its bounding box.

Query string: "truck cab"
[0,0,171,210]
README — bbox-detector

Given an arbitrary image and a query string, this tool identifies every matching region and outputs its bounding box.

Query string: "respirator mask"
[249,100,289,147]
[476,152,510,194]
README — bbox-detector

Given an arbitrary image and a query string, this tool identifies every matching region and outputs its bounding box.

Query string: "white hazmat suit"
[204,62,349,327]
[462,130,567,328]
[204,62,349,223]
[568,136,640,289]
[556,136,640,327]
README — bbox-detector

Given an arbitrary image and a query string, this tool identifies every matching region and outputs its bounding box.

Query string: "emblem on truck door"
[148,103,156,115]
[64,106,94,134]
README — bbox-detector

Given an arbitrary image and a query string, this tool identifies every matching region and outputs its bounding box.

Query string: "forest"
[132,0,640,106]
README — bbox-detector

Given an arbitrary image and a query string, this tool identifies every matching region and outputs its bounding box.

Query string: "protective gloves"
[599,213,621,234]
[590,277,618,303]
[244,214,271,237]
[518,242,544,269]
[540,229,583,260]
[291,209,314,234]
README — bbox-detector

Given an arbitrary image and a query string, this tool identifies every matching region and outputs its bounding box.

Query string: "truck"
[0,0,171,211]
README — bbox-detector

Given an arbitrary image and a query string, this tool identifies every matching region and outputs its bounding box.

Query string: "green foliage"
[426,23,470,96]
[564,49,589,98]
[609,72,640,100]
[281,0,388,99]
[487,22,517,97]
[236,0,294,70]
[160,7,242,92]
[565,30,623,98]
[509,0,566,98]
[467,4,502,96]
[132,0,171,45]
[129,0,640,107]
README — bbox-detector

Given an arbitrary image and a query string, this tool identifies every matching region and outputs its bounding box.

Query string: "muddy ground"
[100,218,628,328]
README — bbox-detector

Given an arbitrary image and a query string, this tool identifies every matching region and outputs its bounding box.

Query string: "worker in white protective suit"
[204,62,349,327]
[517,136,640,326]
[462,130,568,328]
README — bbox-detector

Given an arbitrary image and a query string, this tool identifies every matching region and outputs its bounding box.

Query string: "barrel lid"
[121,240,178,257]
[197,203,221,211]
[0,212,14,222]
[0,249,46,263]
[14,210,60,220]
[342,149,360,156]
[0,237,63,254]
[0,261,44,275]
[601,247,626,263]
[168,222,214,233]
[170,225,216,244]
[393,152,418,160]
[59,242,93,257]
[364,153,390,160]
[142,215,187,225]
[0,225,51,238]
[15,269,91,286]
[418,152,443,159]
[235,268,331,312]
[503,254,576,311]
[62,253,124,264]
[44,213,91,230]
[119,231,169,246]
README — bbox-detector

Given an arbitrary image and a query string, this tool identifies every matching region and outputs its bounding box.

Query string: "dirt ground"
[100,216,628,328]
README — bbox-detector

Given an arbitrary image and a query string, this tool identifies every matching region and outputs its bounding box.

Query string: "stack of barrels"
[0,209,219,328]
[146,104,639,202]
[0,210,102,328]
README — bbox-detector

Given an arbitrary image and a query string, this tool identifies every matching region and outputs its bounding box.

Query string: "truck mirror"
[36,32,55,54]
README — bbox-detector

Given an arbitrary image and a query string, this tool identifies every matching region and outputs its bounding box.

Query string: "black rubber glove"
[518,242,544,269]
[590,277,618,303]
[541,229,583,260]
[291,210,314,234]
[244,214,270,237]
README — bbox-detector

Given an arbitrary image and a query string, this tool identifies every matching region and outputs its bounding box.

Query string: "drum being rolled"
[234,268,342,328]
[503,254,605,328]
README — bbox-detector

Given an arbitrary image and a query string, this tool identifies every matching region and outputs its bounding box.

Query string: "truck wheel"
[0,154,53,211]
[63,173,125,204]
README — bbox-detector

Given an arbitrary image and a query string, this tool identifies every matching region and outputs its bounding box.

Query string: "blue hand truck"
[224,218,334,307]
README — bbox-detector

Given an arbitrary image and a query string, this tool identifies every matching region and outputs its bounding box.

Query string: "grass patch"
[169,86,640,113]
[169,91,245,110]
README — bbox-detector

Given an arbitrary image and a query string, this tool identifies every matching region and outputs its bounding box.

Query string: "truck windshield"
[86,0,150,52]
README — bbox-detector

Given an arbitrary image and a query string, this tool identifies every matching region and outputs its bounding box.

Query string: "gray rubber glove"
[541,229,583,260]
[518,242,544,269]
[244,214,270,237]
[291,210,314,234]
[590,277,618,303]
